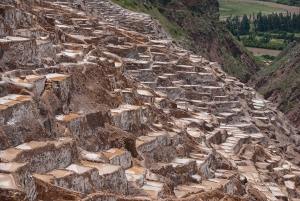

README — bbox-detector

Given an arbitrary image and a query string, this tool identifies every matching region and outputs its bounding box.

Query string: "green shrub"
[158,7,165,13]
[262,54,275,60]
[143,3,149,10]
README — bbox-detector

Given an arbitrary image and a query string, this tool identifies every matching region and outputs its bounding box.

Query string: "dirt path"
[246,47,281,56]
[231,0,300,15]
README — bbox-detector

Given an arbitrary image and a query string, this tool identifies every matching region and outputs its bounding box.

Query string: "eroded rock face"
[249,42,300,129]
[0,0,299,200]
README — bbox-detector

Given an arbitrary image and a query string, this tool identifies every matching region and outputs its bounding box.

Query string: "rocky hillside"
[249,41,300,128]
[112,0,262,82]
[0,0,300,201]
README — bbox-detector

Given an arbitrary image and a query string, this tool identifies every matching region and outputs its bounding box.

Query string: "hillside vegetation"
[225,11,300,51]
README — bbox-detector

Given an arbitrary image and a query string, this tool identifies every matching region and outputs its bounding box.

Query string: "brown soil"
[246,47,281,56]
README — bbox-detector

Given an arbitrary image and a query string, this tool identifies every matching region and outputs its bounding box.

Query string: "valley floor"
[230,0,300,15]
[246,47,281,56]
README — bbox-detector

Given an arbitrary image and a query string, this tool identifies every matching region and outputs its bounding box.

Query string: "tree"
[226,15,234,34]
[285,33,295,43]
[240,14,250,35]
[273,13,280,31]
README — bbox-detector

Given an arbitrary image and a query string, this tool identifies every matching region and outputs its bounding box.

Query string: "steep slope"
[250,42,300,128]
[111,0,262,82]
[0,0,300,201]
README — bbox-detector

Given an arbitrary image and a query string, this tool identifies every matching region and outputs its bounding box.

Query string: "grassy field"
[260,0,300,7]
[219,0,286,19]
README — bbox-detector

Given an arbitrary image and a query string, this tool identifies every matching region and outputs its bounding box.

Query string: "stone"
[0,0,299,200]
[103,148,132,169]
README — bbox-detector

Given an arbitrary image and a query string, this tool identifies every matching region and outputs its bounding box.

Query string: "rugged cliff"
[249,42,300,128]
[164,9,260,83]
[114,0,262,82]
